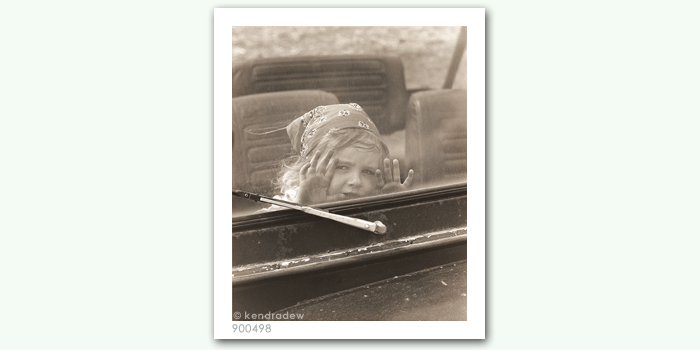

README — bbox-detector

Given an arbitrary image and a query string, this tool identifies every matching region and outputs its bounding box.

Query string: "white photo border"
[214,8,485,339]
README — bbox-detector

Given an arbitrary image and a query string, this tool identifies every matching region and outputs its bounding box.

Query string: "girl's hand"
[375,158,414,194]
[295,150,346,205]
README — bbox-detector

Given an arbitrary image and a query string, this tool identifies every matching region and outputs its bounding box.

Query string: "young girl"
[273,103,413,206]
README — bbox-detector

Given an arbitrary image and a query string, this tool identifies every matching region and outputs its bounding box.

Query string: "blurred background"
[232,26,467,90]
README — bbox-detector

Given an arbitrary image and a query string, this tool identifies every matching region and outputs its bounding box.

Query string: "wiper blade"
[232,190,387,234]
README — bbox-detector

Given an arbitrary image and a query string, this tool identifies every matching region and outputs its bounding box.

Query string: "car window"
[232,26,468,218]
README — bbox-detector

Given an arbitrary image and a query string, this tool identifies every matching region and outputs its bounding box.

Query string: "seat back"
[232,55,408,134]
[405,90,468,186]
[232,90,339,197]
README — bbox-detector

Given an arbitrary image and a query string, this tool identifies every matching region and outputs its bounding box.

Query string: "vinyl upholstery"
[405,90,468,186]
[232,90,339,196]
[232,55,408,134]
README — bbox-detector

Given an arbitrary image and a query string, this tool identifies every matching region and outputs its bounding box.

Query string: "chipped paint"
[233,226,467,280]
[317,251,346,258]
[397,227,467,244]
[232,265,258,272]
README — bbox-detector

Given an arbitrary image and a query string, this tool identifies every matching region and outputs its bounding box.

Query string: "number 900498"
[232,324,271,333]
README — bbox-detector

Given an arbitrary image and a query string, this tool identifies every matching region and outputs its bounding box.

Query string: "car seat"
[232,90,339,215]
[232,55,408,135]
[405,89,468,186]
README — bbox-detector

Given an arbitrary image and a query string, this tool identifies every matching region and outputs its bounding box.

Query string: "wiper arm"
[233,190,387,234]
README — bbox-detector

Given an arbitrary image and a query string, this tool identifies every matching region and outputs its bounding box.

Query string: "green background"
[2,0,699,348]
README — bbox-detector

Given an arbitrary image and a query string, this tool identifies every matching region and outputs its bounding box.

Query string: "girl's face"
[327,146,382,199]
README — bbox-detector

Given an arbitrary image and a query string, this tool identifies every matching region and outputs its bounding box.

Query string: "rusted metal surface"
[232,183,468,320]
[232,183,467,266]
[232,232,466,317]
[277,260,467,321]
[233,228,467,282]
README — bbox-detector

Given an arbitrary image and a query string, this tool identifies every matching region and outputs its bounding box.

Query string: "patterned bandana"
[286,103,380,158]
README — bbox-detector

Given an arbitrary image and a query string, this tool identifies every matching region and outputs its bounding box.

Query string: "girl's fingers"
[375,169,384,188]
[319,149,333,173]
[309,151,320,172]
[324,157,338,179]
[299,163,310,181]
[392,159,401,183]
[403,169,414,188]
[383,158,393,183]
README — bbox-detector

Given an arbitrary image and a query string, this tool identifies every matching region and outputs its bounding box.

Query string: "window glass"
[232,27,467,218]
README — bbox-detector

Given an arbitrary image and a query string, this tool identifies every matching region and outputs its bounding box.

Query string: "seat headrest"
[232,90,340,195]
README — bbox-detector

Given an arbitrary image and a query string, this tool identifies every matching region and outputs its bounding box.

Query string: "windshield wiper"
[232,190,387,234]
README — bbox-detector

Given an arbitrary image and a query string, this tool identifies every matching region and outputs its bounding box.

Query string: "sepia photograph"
[214,8,485,339]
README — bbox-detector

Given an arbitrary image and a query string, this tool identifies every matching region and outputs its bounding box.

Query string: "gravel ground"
[232,26,467,90]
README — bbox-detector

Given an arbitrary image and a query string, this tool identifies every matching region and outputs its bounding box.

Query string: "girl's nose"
[346,173,361,186]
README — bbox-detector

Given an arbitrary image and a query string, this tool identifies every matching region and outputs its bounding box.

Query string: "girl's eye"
[362,170,374,175]
[336,166,349,170]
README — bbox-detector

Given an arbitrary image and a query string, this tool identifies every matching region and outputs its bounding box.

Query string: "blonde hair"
[274,128,390,195]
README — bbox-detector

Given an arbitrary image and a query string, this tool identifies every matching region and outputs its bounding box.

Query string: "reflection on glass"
[232,27,467,218]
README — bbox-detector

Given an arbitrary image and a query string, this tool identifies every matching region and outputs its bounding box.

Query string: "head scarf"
[286,103,380,158]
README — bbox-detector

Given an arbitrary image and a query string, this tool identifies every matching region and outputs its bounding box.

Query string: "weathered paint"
[232,185,466,266]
